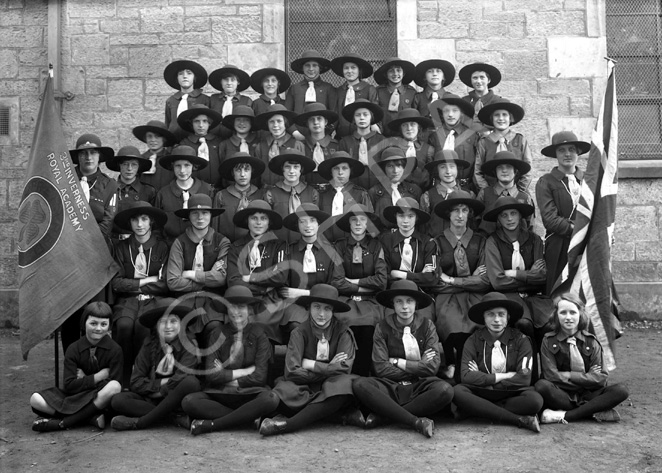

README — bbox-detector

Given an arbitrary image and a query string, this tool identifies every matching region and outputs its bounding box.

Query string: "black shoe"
[110,415,139,431]
[364,413,387,430]
[340,407,366,428]
[517,415,541,433]
[414,417,434,438]
[32,417,62,432]
[259,417,287,436]
[190,419,213,436]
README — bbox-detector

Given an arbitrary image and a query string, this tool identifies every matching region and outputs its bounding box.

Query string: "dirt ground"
[0,326,661,473]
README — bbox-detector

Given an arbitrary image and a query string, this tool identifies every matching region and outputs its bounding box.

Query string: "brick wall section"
[0,0,660,324]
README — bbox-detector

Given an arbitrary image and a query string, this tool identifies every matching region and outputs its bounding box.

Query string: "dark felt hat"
[334,203,381,234]
[374,145,416,171]
[174,193,225,219]
[295,284,350,313]
[132,120,178,147]
[113,200,167,233]
[209,64,251,92]
[429,93,475,120]
[424,149,470,176]
[330,53,374,79]
[282,203,331,232]
[105,145,152,174]
[480,150,531,177]
[254,104,298,131]
[163,60,208,90]
[267,148,316,175]
[220,105,255,129]
[459,62,502,89]
[468,292,523,325]
[139,297,196,329]
[221,285,263,307]
[250,67,292,94]
[433,190,485,220]
[158,145,209,171]
[69,134,114,164]
[414,59,456,88]
[376,280,434,310]
[290,50,332,74]
[482,195,535,222]
[218,151,265,181]
[294,102,339,127]
[387,108,434,133]
[341,98,384,125]
[383,196,431,226]
[374,57,415,86]
[317,151,365,181]
[233,199,283,230]
[541,130,591,158]
[477,98,525,126]
[177,104,223,133]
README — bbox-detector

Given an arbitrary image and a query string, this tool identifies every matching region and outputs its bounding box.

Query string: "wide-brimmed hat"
[383,197,431,226]
[282,203,330,232]
[220,105,255,129]
[158,145,209,171]
[105,145,152,173]
[294,102,339,127]
[434,190,485,219]
[376,280,434,310]
[482,195,535,223]
[424,149,470,176]
[174,193,225,218]
[414,59,455,88]
[233,199,283,230]
[113,201,168,232]
[222,285,263,307]
[267,149,316,175]
[459,62,502,89]
[334,203,381,233]
[341,99,384,125]
[132,120,177,147]
[468,292,523,325]
[374,146,416,171]
[480,150,531,177]
[69,134,114,164]
[317,151,365,181]
[177,104,223,133]
[374,57,415,85]
[218,151,265,181]
[209,64,251,92]
[139,297,195,329]
[250,67,292,94]
[430,93,475,120]
[163,60,208,90]
[290,50,332,74]
[387,108,434,133]
[254,104,298,131]
[541,130,591,158]
[330,53,374,79]
[295,284,350,313]
[477,98,525,126]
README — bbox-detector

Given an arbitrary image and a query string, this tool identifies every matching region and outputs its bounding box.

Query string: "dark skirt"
[334,295,384,327]
[435,292,483,339]
[272,374,358,410]
[371,376,446,406]
[37,381,110,415]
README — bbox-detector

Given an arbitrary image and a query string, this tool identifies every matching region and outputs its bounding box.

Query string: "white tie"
[305,81,317,102]
[270,99,276,106]
[345,85,356,106]
[193,240,204,271]
[491,340,507,373]
[391,182,402,205]
[431,91,439,102]
[511,241,525,271]
[358,137,369,165]
[239,138,249,154]
[406,141,416,158]
[331,186,344,216]
[567,337,585,373]
[155,344,175,376]
[443,130,455,150]
[198,137,209,161]
[249,239,261,271]
[269,139,280,159]
[222,96,233,118]
[80,176,90,202]
[177,94,189,117]
[182,190,190,209]
[316,334,329,361]
[402,326,421,361]
[399,237,413,271]
[143,153,157,174]
[134,244,148,279]
[497,137,508,152]
[388,88,400,111]
[567,174,580,207]
[303,243,316,273]
[312,142,325,170]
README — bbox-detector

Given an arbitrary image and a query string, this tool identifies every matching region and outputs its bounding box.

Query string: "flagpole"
[54,330,59,388]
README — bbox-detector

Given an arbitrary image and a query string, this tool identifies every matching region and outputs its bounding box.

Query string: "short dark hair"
[79,301,113,328]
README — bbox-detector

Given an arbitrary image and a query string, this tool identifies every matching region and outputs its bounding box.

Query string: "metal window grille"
[606,0,662,159]
[285,0,397,87]
[0,107,9,136]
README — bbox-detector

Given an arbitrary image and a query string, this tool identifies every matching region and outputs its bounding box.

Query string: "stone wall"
[0,0,660,325]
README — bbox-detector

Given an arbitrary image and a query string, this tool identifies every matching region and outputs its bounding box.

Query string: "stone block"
[160,32,212,45]
[139,6,184,33]
[612,262,661,282]
[586,0,605,37]
[399,39,455,64]
[0,180,6,209]
[185,17,211,33]
[67,0,116,18]
[615,206,658,241]
[68,94,108,112]
[615,283,662,320]
[504,0,563,11]
[109,46,128,66]
[212,16,261,43]
[61,66,86,96]
[0,26,44,48]
[545,117,594,141]
[227,43,285,72]
[617,180,662,206]
[548,37,607,78]
[0,10,23,26]
[417,4,437,22]
[397,0,418,40]
[99,18,140,34]
[538,79,590,96]
[18,48,47,67]
[569,95,591,116]
[128,46,171,78]
[526,11,585,36]
[144,95,170,112]
[108,79,144,109]
[145,79,172,95]
[0,257,18,288]
[93,110,154,131]
[0,220,16,255]
[635,241,662,262]
[470,21,525,39]
[17,65,41,80]
[0,50,19,79]
[84,65,129,79]
[118,0,168,7]
[239,5,261,15]
[419,21,469,39]
[263,3,284,44]
[6,179,22,209]
[502,50,547,80]
[434,0,483,22]
[185,6,236,17]
[117,7,141,19]
[71,34,109,65]
[86,78,106,95]
[612,241,635,262]
[564,0,586,9]
[109,33,160,46]
[0,79,39,96]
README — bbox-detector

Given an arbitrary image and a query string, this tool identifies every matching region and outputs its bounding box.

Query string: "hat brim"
[429,97,475,122]
[477,102,525,126]
[163,60,208,90]
[541,141,591,158]
[387,115,434,133]
[382,204,431,226]
[139,303,192,329]
[294,109,339,127]
[105,154,152,174]
[70,146,114,164]
[459,63,502,89]
[132,125,178,147]
[374,59,415,86]
[233,207,283,230]
[317,156,365,181]
[250,68,292,94]
[221,112,255,129]
[209,67,251,92]
[174,207,225,219]
[267,153,316,175]
[341,101,384,124]
[254,109,298,131]
[434,198,485,219]
[483,202,535,222]
[222,295,263,307]
[295,295,350,313]
[290,56,332,74]
[424,157,470,176]
[376,288,433,310]
[113,206,168,232]
[330,56,374,78]
[481,158,531,177]
[468,298,523,325]
[334,208,381,233]
[159,153,209,171]
[282,210,331,232]
[414,59,456,88]
[177,107,224,133]
[218,155,266,181]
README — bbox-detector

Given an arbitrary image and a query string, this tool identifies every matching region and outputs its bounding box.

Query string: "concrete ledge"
[615,282,662,321]
[619,160,662,179]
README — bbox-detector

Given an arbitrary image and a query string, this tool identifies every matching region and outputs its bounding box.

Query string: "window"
[285,0,398,87]
[606,0,662,159]
[0,97,18,145]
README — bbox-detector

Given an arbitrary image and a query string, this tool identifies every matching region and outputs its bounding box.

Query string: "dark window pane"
[606,16,659,56]
[613,58,660,96]
[618,103,662,158]
[606,0,659,15]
